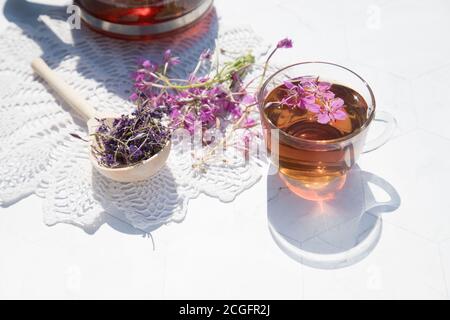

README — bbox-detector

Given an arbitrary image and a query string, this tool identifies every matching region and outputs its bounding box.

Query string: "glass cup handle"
[362,111,396,154]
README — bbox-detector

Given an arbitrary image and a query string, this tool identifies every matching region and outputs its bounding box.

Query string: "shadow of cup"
[267,165,400,269]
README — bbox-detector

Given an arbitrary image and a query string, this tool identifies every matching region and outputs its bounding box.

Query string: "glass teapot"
[74,0,213,39]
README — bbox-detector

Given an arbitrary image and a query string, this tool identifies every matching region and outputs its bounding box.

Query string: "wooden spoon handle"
[31,58,96,121]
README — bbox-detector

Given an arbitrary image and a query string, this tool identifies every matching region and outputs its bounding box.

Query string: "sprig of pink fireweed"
[282,77,348,124]
[258,37,293,88]
[126,39,292,168]
[131,40,292,134]
[130,50,257,135]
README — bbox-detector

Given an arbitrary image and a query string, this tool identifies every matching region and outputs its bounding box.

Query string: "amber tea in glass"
[258,62,394,200]
[265,81,368,177]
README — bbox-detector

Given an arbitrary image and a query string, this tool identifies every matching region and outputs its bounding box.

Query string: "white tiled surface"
[302,222,447,299]
[1,0,450,299]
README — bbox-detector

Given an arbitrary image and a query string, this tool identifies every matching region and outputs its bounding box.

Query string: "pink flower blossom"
[133,71,145,82]
[315,97,347,124]
[184,112,197,134]
[280,77,348,124]
[242,117,257,128]
[129,92,139,102]
[241,94,256,106]
[277,38,293,49]
[199,108,215,125]
[229,105,243,118]
[200,49,212,61]
[163,49,181,66]
[283,80,296,90]
[300,93,316,108]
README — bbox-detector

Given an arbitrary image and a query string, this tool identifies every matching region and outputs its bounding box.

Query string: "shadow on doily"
[4,0,219,102]
[90,165,182,237]
[266,165,401,269]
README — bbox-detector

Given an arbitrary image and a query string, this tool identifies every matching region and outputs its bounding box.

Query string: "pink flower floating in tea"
[282,77,348,124]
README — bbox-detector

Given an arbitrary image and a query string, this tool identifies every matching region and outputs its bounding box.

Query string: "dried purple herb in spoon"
[91,109,170,168]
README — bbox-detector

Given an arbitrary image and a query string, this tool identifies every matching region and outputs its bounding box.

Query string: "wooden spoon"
[31,58,171,183]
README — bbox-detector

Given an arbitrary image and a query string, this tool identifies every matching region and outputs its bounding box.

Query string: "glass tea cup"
[257,62,395,200]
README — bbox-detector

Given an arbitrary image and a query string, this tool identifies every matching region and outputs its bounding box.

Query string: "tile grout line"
[419,127,450,144]
[416,61,450,79]
[382,219,440,245]
[381,222,449,297]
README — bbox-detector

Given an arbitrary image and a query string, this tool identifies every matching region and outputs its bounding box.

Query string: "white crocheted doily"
[0,7,268,232]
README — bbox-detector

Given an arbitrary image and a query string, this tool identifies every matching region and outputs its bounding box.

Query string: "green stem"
[258,47,278,89]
